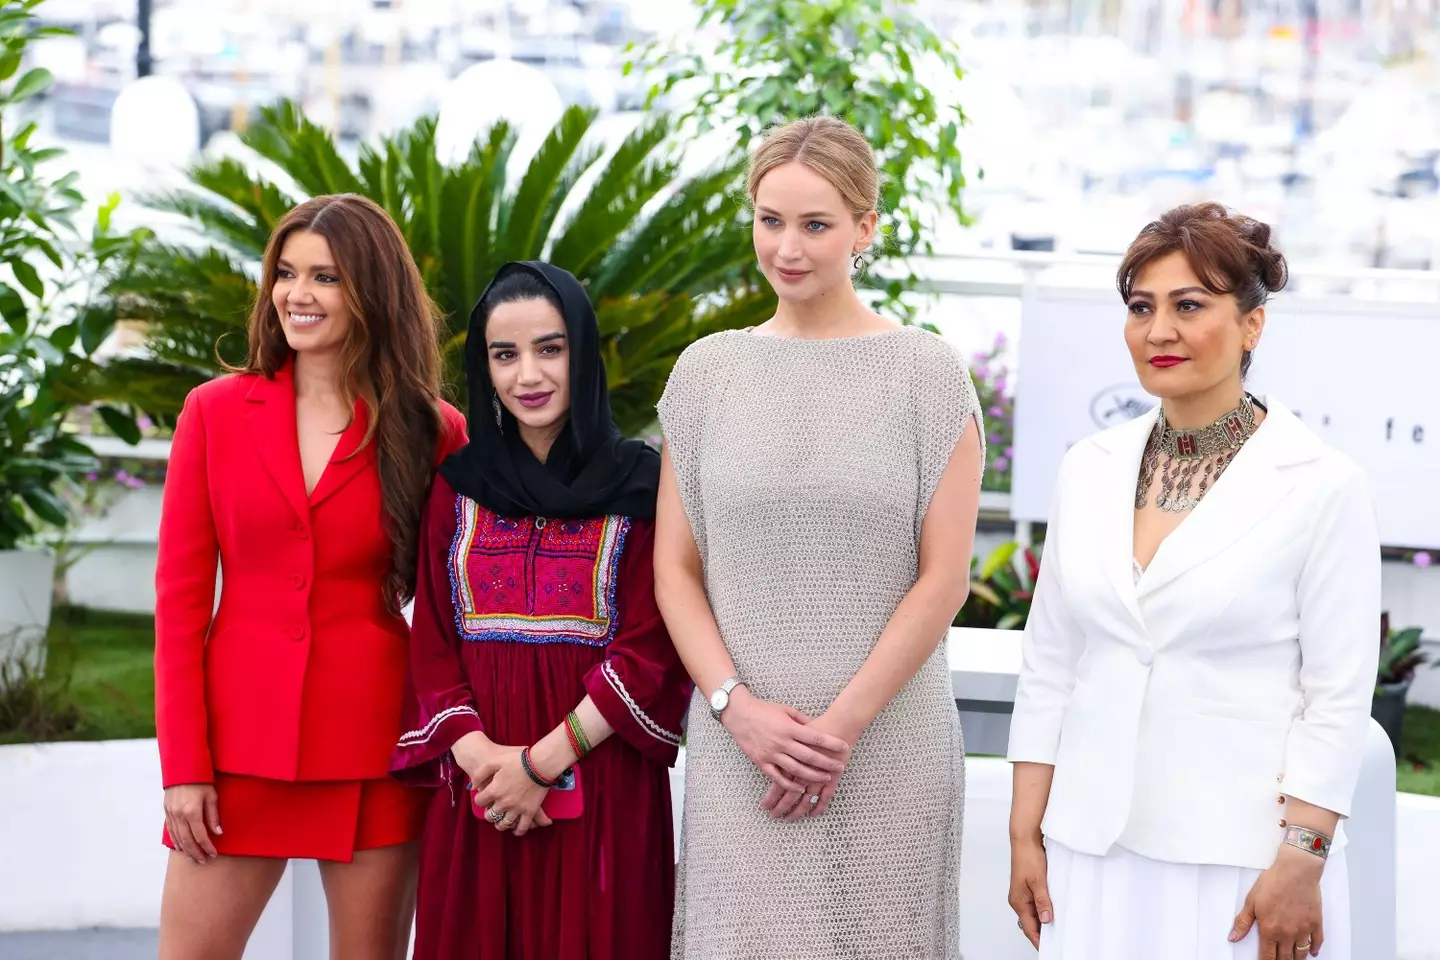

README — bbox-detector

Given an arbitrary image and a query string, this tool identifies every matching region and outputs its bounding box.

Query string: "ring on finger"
[487,808,506,824]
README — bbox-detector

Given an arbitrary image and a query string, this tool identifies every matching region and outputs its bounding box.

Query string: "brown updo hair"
[1117,202,1288,377]
[746,116,880,221]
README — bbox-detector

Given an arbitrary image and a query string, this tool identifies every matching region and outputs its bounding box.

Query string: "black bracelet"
[520,747,561,789]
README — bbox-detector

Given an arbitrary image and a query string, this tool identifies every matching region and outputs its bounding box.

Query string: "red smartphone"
[474,765,584,822]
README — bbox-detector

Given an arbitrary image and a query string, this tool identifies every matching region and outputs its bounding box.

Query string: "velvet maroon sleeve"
[154,387,220,788]
[391,475,485,786]
[584,519,691,766]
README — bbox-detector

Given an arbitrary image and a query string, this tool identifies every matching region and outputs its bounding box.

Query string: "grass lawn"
[6,608,1440,799]
[0,606,156,746]
[1396,703,1440,796]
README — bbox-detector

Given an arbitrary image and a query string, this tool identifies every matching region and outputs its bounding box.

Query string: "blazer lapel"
[1092,409,1158,632]
[309,396,374,508]
[243,364,310,525]
[1136,402,1301,600]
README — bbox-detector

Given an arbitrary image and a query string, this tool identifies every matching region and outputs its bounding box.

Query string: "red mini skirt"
[162,772,428,862]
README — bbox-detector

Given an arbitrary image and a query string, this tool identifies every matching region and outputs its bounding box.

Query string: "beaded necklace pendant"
[1136,396,1258,513]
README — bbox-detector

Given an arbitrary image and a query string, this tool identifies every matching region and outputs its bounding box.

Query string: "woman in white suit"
[1007,203,1380,960]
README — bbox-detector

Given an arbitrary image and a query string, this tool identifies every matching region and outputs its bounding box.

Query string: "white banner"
[1012,288,1440,548]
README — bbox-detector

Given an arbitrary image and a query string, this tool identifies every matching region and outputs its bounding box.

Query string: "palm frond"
[241,100,365,198]
[498,105,598,260]
[549,115,677,276]
[356,138,408,225]
[587,158,748,299]
[138,186,272,258]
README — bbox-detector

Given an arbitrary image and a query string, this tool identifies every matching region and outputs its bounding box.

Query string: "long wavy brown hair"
[240,194,445,615]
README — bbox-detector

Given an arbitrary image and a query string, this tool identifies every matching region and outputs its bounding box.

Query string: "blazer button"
[289,573,307,590]
[295,525,310,541]
[1135,647,1154,666]
[289,625,306,642]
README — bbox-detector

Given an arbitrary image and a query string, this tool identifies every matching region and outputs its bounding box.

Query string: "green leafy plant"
[955,540,1037,630]
[0,0,149,550]
[104,101,775,435]
[631,0,969,314]
[1379,612,1428,688]
[0,632,80,742]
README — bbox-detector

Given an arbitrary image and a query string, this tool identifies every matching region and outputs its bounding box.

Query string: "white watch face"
[709,688,729,712]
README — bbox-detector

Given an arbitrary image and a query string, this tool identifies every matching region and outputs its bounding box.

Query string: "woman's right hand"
[164,783,221,863]
[1009,834,1053,949]
[720,688,849,792]
[451,730,499,788]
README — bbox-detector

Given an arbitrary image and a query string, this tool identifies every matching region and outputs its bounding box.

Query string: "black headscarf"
[438,261,660,520]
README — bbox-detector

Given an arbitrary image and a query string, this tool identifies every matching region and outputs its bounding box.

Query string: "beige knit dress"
[658,326,982,960]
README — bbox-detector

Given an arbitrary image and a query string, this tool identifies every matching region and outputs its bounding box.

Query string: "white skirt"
[1039,840,1351,960]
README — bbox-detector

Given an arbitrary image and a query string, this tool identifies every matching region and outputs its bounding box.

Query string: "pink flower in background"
[1414,552,1433,569]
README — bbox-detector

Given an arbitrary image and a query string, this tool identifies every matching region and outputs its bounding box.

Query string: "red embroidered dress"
[392,474,689,960]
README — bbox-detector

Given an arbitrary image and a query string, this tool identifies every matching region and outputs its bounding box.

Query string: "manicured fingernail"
[1040,911,1051,923]
[1228,932,1239,942]
[214,826,223,834]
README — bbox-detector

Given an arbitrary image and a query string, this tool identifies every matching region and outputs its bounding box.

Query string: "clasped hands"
[453,731,553,838]
[719,686,856,821]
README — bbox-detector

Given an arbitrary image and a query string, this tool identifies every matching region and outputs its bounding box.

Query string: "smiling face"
[270,229,355,360]
[486,297,571,436]
[1124,250,1264,403]
[752,161,877,304]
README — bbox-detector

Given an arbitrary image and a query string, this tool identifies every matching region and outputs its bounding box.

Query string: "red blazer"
[154,360,466,788]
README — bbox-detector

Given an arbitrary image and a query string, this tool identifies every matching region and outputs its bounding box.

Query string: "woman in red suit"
[154,193,466,960]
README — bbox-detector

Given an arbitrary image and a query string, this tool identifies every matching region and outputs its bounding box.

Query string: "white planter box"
[0,549,56,675]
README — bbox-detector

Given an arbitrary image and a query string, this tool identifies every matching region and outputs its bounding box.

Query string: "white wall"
[1397,793,1440,960]
[0,739,1427,958]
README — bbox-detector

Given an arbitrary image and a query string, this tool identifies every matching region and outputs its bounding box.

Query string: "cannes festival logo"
[1090,383,1156,429]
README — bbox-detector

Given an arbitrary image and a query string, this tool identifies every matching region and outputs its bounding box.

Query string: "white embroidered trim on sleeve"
[602,660,682,746]
[398,704,480,747]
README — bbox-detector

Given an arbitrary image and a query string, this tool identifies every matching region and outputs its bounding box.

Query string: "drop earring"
[492,389,503,429]
[852,252,863,272]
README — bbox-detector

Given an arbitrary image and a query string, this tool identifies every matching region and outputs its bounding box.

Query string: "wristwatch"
[709,677,746,716]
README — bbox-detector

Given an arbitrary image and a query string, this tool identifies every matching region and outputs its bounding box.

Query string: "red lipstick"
[1149,356,1187,368]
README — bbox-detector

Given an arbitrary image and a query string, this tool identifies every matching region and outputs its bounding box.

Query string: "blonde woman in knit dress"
[655,116,986,959]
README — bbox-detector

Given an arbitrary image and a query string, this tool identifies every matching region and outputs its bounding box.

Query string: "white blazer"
[1007,398,1381,871]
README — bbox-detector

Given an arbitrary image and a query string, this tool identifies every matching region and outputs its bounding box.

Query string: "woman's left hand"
[760,710,859,821]
[1229,845,1325,958]
[470,747,554,837]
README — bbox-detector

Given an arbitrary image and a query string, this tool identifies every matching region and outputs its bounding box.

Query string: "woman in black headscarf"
[391,262,690,960]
